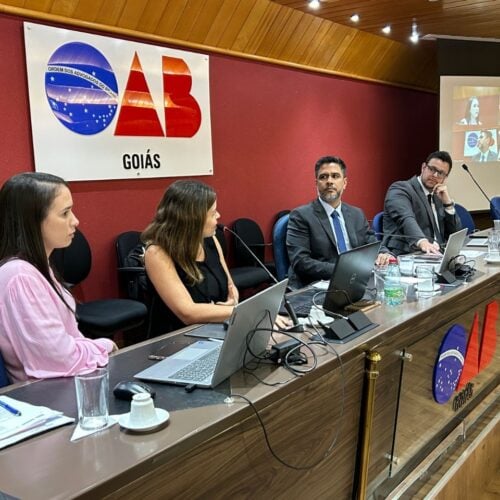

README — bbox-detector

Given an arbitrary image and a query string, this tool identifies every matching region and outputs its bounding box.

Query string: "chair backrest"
[372,211,384,241]
[454,203,475,235]
[50,229,92,286]
[0,351,11,388]
[272,214,290,281]
[491,196,500,220]
[116,231,147,302]
[231,218,266,266]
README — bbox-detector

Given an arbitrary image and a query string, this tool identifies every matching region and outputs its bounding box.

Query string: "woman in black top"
[142,180,238,335]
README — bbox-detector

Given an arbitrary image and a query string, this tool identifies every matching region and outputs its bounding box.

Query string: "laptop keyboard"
[170,346,221,382]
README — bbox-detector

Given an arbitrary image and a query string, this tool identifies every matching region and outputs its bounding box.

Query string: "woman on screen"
[0,172,116,384]
[459,96,482,125]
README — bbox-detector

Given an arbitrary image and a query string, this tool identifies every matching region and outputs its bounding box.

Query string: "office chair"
[272,213,290,281]
[371,211,384,241]
[116,231,148,302]
[231,218,276,276]
[454,203,475,235]
[215,225,271,291]
[0,351,10,388]
[51,229,147,339]
[491,196,500,221]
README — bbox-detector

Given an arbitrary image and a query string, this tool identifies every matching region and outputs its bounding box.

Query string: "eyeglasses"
[425,164,448,179]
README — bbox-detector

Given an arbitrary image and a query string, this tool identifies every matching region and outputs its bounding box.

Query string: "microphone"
[219,224,304,332]
[461,164,500,219]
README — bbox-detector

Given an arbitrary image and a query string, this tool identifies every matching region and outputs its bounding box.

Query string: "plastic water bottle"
[384,258,405,306]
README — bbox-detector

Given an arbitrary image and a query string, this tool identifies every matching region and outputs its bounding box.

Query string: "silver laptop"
[413,228,468,280]
[135,280,288,388]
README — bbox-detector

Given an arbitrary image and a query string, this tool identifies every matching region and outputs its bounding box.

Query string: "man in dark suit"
[472,130,497,162]
[382,150,462,256]
[286,156,392,289]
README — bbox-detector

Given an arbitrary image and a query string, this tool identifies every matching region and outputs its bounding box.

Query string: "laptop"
[286,241,381,316]
[134,279,288,388]
[413,228,468,283]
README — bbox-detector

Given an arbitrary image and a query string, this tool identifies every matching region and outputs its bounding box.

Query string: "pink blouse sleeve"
[1,272,112,379]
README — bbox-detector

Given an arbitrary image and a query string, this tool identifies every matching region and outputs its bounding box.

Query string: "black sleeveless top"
[148,237,228,336]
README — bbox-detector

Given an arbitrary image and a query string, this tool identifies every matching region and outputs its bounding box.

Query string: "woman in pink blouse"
[0,172,116,383]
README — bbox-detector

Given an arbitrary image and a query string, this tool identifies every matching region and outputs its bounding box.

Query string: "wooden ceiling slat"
[71,0,102,23]
[255,6,296,57]
[117,0,148,31]
[49,0,77,18]
[171,0,209,40]
[135,0,169,35]
[265,9,304,59]
[283,14,324,62]
[203,0,242,46]
[228,0,271,51]
[185,0,226,44]
[23,0,54,11]
[219,0,268,50]
[94,0,127,27]
[154,0,188,38]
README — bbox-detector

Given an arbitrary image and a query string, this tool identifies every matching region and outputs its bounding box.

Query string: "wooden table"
[0,253,498,500]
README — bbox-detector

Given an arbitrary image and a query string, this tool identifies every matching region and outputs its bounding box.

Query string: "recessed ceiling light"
[410,21,419,43]
[382,25,391,35]
[350,14,360,23]
[309,0,320,9]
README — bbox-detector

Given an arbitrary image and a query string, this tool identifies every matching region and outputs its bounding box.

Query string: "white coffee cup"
[129,393,158,427]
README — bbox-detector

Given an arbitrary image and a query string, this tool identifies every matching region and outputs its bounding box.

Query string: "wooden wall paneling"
[230,0,273,53]
[257,6,297,58]
[103,352,367,499]
[265,8,303,60]
[170,0,209,41]
[275,11,316,61]
[185,0,225,45]
[23,0,54,11]
[70,0,103,23]
[93,0,127,27]
[202,0,242,47]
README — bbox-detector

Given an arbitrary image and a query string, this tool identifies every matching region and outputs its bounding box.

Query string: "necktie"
[331,210,347,253]
[427,194,433,206]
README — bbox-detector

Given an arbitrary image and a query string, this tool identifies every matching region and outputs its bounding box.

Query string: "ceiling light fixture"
[382,25,391,35]
[410,21,419,43]
[309,0,320,9]
[350,14,360,23]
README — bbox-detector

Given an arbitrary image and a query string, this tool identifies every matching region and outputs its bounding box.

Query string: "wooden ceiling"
[2,0,492,92]
[272,0,500,45]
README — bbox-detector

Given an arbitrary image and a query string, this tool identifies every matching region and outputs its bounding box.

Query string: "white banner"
[24,22,213,181]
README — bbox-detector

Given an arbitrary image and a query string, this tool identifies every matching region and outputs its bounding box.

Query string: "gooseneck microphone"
[461,163,500,220]
[219,224,304,332]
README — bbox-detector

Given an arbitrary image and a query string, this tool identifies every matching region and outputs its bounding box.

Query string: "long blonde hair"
[142,180,216,284]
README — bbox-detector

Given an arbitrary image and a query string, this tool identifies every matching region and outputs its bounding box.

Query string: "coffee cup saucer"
[484,255,500,264]
[118,408,169,432]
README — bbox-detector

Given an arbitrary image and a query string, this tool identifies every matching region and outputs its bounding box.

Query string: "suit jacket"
[472,149,497,162]
[382,176,462,255]
[286,199,384,289]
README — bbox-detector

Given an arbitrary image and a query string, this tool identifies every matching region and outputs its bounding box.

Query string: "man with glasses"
[382,151,462,255]
[286,155,392,289]
[472,130,497,162]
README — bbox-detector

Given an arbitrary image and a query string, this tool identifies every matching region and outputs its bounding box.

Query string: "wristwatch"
[442,201,455,208]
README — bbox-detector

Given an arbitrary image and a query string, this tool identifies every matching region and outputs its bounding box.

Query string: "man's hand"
[375,253,392,266]
[432,183,452,205]
[419,239,441,254]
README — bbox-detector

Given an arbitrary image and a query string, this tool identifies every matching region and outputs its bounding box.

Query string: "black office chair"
[272,213,290,281]
[231,218,276,277]
[51,229,147,339]
[215,225,271,292]
[371,211,384,241]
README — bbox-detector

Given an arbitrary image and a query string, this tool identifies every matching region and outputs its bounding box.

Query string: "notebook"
[134,279,288,388]
[286,241,381,316]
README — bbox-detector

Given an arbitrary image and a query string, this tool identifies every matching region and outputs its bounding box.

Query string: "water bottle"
[384,258,405,306]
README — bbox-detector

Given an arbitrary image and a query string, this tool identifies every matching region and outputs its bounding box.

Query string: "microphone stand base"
[313,311,378,343]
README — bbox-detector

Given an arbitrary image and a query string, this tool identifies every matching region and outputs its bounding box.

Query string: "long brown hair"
[142,180,216,284]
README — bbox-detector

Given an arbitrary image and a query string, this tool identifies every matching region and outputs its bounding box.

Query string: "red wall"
[0,14,438,300]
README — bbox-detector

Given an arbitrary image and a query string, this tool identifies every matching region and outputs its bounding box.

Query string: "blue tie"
[331,210,347,253]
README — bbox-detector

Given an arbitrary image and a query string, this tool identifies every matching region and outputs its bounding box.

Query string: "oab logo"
[45,42,201,138]
[433,301,497,409]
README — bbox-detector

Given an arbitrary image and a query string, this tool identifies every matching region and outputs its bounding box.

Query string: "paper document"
[0,395,74,449]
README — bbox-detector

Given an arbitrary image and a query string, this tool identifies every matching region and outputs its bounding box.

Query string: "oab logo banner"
[24,22,213,181]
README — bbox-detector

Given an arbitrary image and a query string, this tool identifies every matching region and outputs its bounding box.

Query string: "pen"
[0,399,22,416]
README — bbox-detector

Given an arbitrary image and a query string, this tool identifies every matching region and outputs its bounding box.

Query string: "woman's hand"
[216,282,239,306]
[275,314,293,330]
